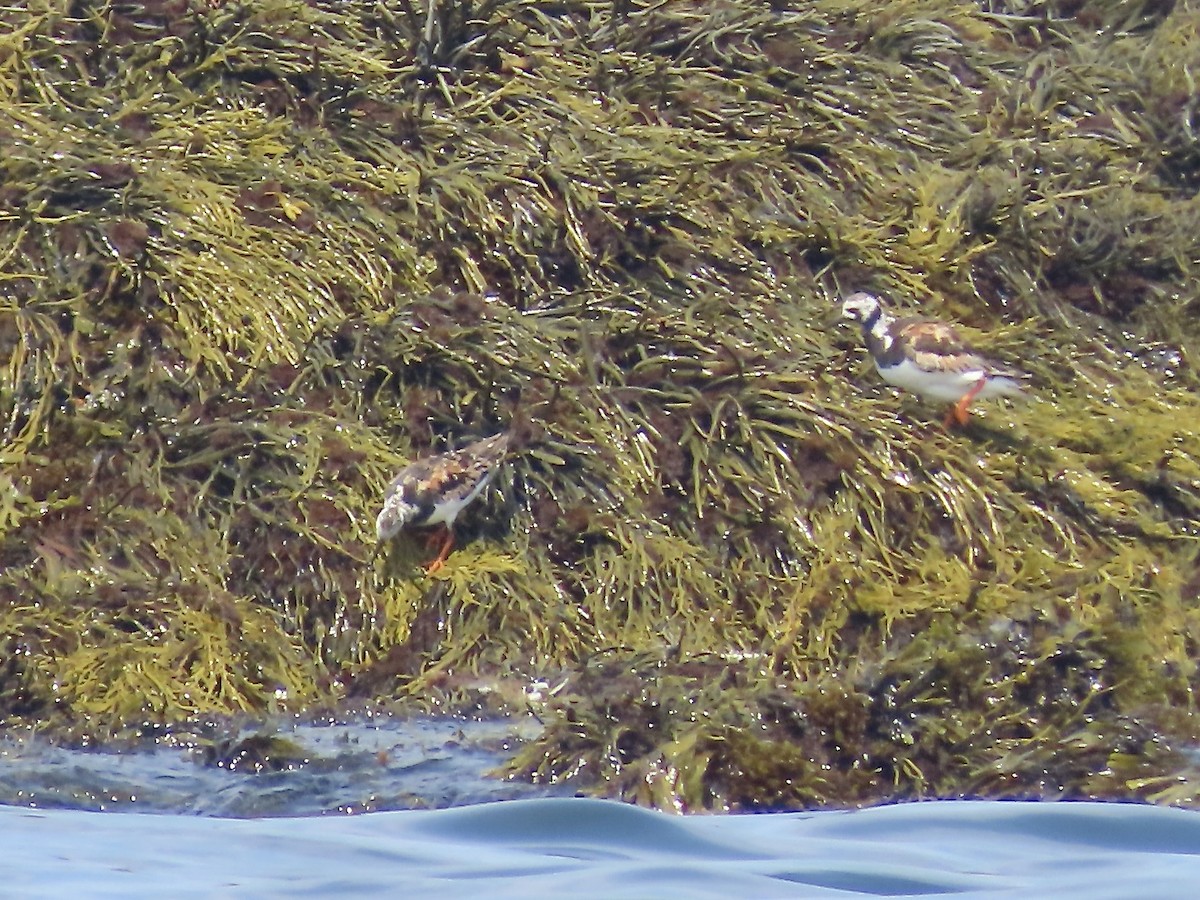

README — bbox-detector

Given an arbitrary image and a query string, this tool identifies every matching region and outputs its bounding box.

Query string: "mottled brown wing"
[386,433,510,525]
[894,318,990,374]
[426,434,507,490]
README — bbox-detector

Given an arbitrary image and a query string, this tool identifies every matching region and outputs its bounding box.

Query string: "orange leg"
[423,526,456,573]
[945,378,988,428]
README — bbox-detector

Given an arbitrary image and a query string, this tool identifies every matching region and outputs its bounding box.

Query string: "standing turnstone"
[840,291,1027,426]
[376,432,511,572]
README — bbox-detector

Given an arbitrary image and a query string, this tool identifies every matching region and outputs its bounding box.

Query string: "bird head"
[840,291,882,323]
[376,496,420,541]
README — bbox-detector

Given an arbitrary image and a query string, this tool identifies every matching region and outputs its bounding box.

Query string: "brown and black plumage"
[841,291,1026,426]
[376,432,510,572]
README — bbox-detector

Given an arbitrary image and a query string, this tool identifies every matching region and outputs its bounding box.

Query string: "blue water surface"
[8,797,1200,898]
[3,720,1198,897]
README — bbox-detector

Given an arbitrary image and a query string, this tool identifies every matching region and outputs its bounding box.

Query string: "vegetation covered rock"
[1,0,1198,810]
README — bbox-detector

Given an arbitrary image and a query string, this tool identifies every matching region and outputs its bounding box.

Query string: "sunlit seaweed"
[1,1,1198,810]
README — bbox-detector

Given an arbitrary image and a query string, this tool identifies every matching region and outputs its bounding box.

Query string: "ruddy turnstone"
[376,432,510,572]
[840,291,1027,426]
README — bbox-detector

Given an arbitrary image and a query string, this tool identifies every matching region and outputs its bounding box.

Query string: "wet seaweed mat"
[1,1,1198,811]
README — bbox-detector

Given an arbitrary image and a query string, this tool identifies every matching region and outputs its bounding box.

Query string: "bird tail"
[988,373,1028,399]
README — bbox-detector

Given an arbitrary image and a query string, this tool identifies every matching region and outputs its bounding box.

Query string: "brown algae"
[0,1,1198,810]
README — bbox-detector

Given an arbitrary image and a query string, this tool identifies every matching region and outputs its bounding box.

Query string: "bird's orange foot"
[423,527,455,573]
[944,399,972,428]
[945,379,987,428]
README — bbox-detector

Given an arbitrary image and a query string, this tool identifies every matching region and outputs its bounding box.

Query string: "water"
[7,797,1200,897]
[0,715,568,816]
[3,718,1199,897]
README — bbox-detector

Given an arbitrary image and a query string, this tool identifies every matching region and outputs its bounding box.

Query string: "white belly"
[878,358,1022,403]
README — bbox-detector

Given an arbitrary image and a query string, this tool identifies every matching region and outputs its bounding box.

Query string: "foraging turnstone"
[376,432,511,572]
[840,291,1027,426]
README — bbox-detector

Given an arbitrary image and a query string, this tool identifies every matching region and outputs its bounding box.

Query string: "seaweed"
[1,1,1199,810]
